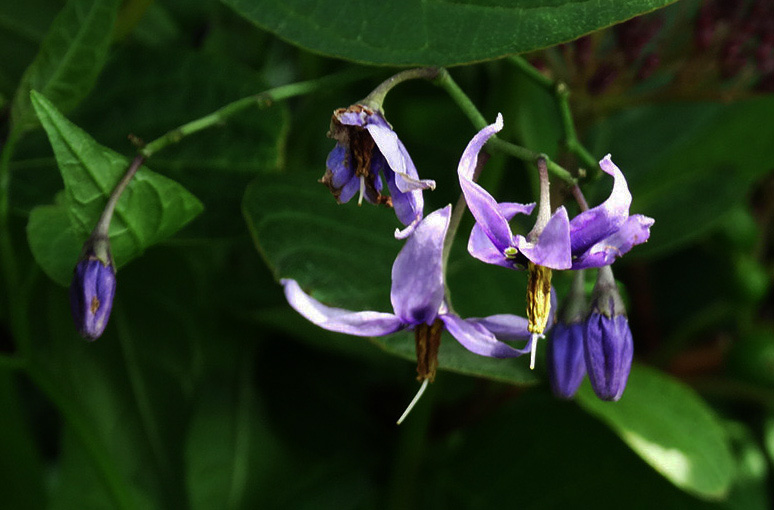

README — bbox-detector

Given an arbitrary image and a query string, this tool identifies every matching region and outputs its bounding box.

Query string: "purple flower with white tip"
[282,205,536,383]
[583,266,633,401]
[459,114,572,272]
[458,114,571,368]
[322,104,435,238]
[70,246,116,341]
[569,156,654,269]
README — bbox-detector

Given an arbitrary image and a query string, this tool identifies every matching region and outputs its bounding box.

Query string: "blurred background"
[1,0,773,508]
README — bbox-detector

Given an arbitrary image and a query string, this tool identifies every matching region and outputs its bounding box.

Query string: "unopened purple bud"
[547,322,586,399]
[583,267,633,401]
[69,253,116,341]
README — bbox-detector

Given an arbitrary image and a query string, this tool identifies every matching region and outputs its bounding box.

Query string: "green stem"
[363,67,440,110]
[0,353,25,370]
[508,55,599,177]
[140,68,374,158]
[0,127,20,293]
[433,68,576,186]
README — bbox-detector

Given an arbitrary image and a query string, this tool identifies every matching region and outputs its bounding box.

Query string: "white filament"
[357,175,366,206]
[396,378,430,425]
[529,332,544,370]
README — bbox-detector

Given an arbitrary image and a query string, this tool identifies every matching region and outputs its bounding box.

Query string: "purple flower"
[282,206,535,380]
[322,105,435,238]
[459,114,572,271]
[569,156,654,269]
[583,266,633,401]
[70,252,116,341]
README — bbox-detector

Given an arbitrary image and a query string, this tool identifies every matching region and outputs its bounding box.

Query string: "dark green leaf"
[28,91,203,285]
[242,174,538,385]
[587,97,774,258]
[220,0,677,66]
[576,364,735,500]
[11,0,121,131]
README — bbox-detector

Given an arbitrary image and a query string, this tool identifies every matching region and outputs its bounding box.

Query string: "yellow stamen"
[526,262,552,370]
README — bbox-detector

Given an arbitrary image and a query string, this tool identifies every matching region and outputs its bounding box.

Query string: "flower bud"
[547,271,587,399]
[583,266,633,401]
[69,239,116,341]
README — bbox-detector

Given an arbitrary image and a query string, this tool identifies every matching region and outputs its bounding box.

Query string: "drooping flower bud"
[547,271,587,399]
[583,266,633,401]
[69,236,116,341]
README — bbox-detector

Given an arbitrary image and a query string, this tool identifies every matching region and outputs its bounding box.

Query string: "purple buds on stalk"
[547,271,587,399]
[70,239,116,341]
[583,266,633,401]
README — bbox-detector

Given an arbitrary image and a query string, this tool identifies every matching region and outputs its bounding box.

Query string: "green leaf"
[28,91,203,285]
[587,96,774,258]
[11,0,121,131]
[576,364,735,500]
[220,0,676,66]
[26,201,82,286]
[242,174,538,385]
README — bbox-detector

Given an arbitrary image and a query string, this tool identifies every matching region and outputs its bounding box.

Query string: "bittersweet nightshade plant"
[458,114,571,368]
[323,104,435,238]
[282,205,534,363]
[584,266,634,401]
[569,155,654,269]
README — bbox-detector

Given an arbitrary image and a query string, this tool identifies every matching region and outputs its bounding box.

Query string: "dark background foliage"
[0,0,773,508]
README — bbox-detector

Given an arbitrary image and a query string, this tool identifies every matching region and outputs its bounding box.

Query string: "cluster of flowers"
[284,105,654,403]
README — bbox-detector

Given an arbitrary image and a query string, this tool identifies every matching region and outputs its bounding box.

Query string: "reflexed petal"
[571,214,654,269]
[515,207,572,269]
[547,322,587,399]
[383,163,423,230]
[467,201,536,269]
[326,144,353,188]
[569,155,632,255]
[467,314,530,341]
[391,206,451,325]
[440,314,532,358]
[282,279,405,336]
[584,313,634,401]
[458,114,513,253]
[338,174,362,203]
[337,109,368,127]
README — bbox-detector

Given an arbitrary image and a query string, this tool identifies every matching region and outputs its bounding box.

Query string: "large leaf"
[576,364,735,500]
[220,0,677,66]
[28,91,203,285]
[422,389,760,509]
[243,174,539,385]
[587,96,774,258]
[11,0,121,131]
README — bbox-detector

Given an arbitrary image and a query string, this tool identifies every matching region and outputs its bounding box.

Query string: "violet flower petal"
[569,155,632,255]
[282,279,405,336]
[390,206,450,325]
[584,313,634,401]
[467,314,530,341]
[514,207,572,269]
[325,144,353,189]
[458,113,514,254]
[365,122,434,192]
[547,322,587,399]
[440,314,532,358]
[467,202,536,268]
[337,110,368,127]
[571,214,654,269]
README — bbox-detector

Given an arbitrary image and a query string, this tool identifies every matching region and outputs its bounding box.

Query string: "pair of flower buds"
[284,105,653,403]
